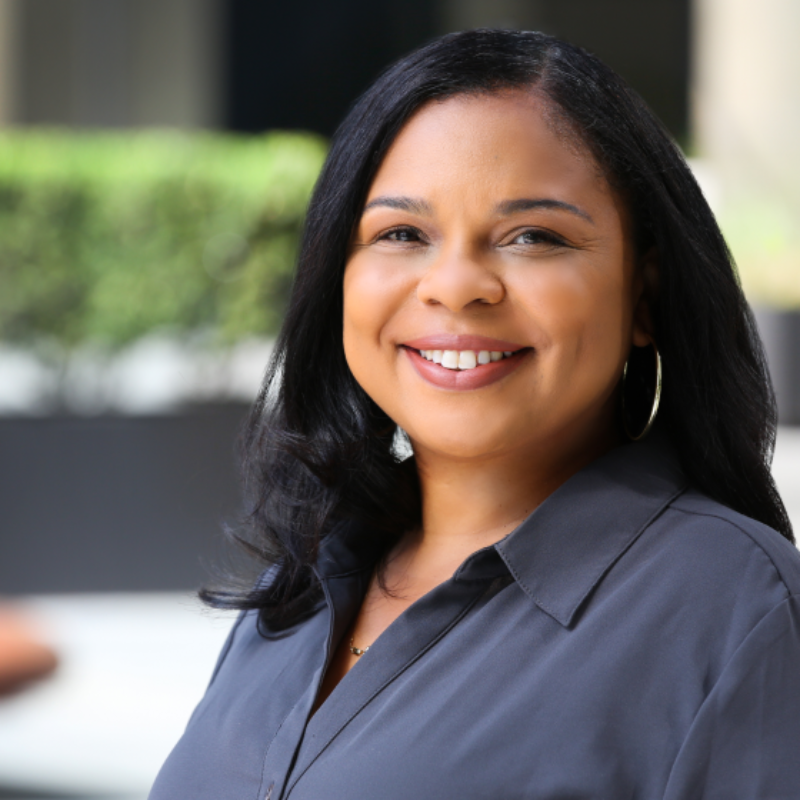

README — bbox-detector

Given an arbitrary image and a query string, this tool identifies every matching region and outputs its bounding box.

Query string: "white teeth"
[441,350,459,369]
[418,348,516,370]
[503,351,512,357]
[458,350,477,369]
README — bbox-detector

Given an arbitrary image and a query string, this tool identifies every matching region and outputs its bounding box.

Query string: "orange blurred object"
[0,607,58,697]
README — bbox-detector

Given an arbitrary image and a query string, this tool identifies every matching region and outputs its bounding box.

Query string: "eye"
[378,226,425,244]
[508,228,569,248]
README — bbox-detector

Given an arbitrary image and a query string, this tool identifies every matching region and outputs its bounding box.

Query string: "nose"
[416,247,505,311]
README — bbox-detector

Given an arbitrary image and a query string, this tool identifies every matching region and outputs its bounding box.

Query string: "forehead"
[366,91,617,216]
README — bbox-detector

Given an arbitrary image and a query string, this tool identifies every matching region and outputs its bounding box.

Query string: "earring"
[622,341,662,441]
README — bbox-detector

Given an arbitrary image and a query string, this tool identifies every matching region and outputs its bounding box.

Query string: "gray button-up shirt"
[149,433,800,799]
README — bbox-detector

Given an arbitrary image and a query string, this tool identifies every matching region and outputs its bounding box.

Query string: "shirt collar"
[318,429,686,626]
[494,429,686,628]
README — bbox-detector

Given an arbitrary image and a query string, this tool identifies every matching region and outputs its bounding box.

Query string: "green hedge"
[0,130,327,347]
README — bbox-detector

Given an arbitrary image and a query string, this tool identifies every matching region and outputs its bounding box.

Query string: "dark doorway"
[223,0,690,142]
[223,0,439,136]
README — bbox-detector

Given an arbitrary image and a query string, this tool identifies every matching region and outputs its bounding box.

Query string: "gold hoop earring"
[622,341,662,441]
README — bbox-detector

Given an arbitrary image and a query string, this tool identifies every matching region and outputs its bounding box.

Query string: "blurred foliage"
[0,130,327,347]
[721,198,800,309]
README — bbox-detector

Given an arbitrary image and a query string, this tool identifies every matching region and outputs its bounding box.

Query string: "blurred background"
[0,1,797,797]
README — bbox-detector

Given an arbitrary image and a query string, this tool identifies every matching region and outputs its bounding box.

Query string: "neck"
[404,423,620,573]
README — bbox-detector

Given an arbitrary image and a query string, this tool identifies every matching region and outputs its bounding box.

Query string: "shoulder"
[611,486,800,655]
[661,488,800,598]
[603,486,800,681]
[656,496,800,794]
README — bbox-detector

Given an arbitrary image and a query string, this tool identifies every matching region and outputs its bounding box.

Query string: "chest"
[149,573,714,800]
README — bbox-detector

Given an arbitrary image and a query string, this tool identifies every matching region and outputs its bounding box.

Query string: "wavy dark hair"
[202,29,792,628]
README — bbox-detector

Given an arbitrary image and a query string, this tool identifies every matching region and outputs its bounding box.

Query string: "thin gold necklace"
[347,517,528,659]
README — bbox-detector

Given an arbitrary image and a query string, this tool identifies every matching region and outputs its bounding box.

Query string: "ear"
[632,246,658,347]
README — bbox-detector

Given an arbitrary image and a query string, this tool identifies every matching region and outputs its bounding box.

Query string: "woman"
[150,30,800,799]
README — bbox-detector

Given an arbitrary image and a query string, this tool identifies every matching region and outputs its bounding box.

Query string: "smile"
[402,344,530,391]
[417,349,513,371]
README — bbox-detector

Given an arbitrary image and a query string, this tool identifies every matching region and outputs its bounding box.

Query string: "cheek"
[342,255,408,388]
[520,256,632,382]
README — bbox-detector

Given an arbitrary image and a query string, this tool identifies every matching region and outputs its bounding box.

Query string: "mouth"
[411,347,521,371]
[400,342,531,390]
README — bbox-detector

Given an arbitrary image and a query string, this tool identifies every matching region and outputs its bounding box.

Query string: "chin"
[406,427,516,461]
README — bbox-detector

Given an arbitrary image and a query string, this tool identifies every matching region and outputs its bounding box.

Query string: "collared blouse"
[149,433,800,800]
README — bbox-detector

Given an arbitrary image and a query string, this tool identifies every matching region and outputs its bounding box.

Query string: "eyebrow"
[362,195,594,224]
[496,198,594,223]
[363,195,433,215]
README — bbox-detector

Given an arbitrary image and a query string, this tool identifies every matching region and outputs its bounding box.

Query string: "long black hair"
[202,29,792,628]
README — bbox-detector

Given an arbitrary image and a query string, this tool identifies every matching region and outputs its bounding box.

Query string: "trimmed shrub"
[0,130,327,347]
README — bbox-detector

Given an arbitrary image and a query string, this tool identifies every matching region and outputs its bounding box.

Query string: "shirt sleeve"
[663,594,800,800]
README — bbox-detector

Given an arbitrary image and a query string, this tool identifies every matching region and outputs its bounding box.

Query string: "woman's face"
[343,91,651,464]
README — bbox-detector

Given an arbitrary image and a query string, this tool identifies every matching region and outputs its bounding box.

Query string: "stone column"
[5,0,222,128]
[693,0,800,423]
[0,0,20,125]
[693,0,800,306]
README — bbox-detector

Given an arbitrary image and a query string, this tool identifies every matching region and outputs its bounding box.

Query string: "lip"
[403,334,525,353]
[402,345,531,391]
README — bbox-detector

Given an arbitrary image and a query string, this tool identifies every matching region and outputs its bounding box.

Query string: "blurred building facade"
[692,0,800,423]
[693,0,800,217]
[0,0,690,140]
[0,0,221,129]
